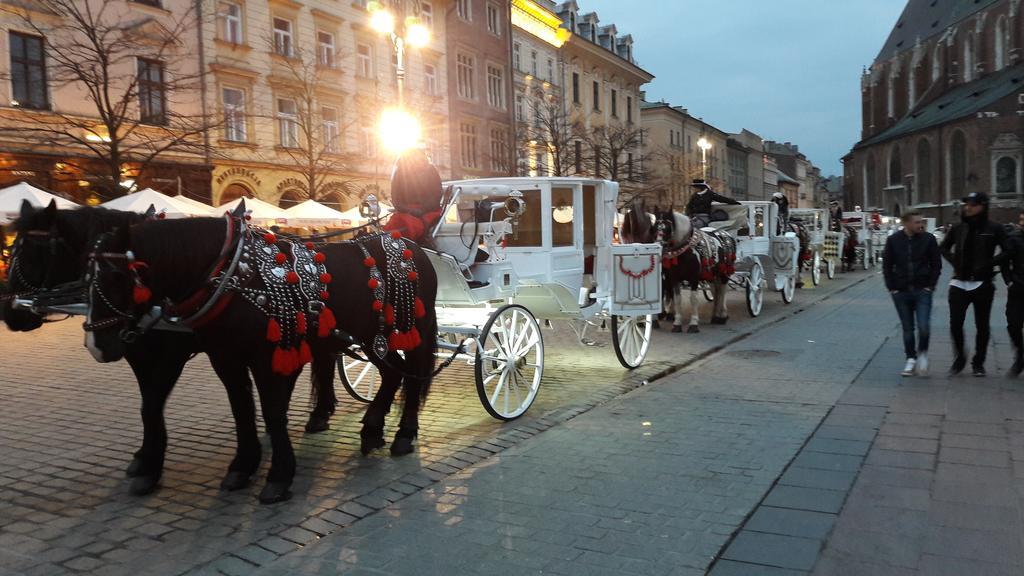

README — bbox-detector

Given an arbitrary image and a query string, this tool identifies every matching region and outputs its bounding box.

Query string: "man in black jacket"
[686,180,740,228]
[1003,210,1024,377]
[940,192,1010,376]
[884,211,941,376]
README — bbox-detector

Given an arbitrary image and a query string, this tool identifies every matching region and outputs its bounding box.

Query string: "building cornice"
[563,34,653,85]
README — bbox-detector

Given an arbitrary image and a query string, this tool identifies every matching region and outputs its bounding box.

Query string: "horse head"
[5,200,68,331]
[621,198,654,244]
[654,209,692,248]
[83,224,148,363]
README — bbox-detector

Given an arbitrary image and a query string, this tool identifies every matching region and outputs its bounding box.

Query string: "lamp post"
[368,0,429,154]
[697,137,711,180]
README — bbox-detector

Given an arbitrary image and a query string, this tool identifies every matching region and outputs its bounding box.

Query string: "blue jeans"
[892,289,933,358]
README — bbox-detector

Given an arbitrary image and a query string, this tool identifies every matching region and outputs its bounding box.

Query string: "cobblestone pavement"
[0,269,872,576]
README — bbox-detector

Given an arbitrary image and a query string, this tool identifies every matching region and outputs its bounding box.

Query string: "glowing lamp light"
[697,137,711,152]
[405,19,430,48]
[379,107,421,154]
[120,179,136,190]
[369,6,395,35]
[552,205,574,224]
[86,132,111,143]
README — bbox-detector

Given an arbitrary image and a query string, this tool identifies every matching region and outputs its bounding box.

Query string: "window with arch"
[995,16,1009,71]
[932,43,942,83]
[949,130,967,198]
[278,188,304,208]
[888,145,902,186]
[916,139,932,204]
[887,71,896,118]
[908,62,917,108]
[996,156,1019,197]
[963,34,974,82]
[219,182,253,206]
[864,155,877,208]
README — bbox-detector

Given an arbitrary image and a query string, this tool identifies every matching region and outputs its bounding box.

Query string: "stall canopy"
[219,197,290,226]
[173,195,216,216]
[284,200,349,227]
[0,182,79,224]
[100,188,210,218]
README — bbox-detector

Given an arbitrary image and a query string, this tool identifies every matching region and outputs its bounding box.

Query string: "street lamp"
[697,137,711,180]
[368,0,430,109]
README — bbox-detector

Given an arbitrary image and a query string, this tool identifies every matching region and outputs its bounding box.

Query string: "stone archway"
[219,182,253,206]
[278,188,304,208]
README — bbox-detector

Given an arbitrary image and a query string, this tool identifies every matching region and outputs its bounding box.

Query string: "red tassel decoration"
[264,233,277,244]
[286,271,300,284]
[299,341,312,365]
[318,307,336,337]
[372,300,383,312]
[363,256,376,267]
[388,327,422,351]
[407,271,418,281]
[133,285,152,304]
[320,273,332,284]
[384,304,395,325]
[295,312,307,335]
[402,249,413,260]
[320,291,330,301]
[272,346,289,374]
[305,242,315,250]
[266,318,282,343]
[390,231,402,239]
[414,297,425,318]
[368,278,379,290]
[274,253,287,264]
[314,253,326,263]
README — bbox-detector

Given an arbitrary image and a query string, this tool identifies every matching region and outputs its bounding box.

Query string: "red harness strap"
[165,215,240,328]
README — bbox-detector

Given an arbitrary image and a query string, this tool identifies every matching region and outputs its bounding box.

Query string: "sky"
[580,0,908,176]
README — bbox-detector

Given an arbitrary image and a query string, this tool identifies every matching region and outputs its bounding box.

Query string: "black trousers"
[949,283,995,367]
[1008,284,1024,359]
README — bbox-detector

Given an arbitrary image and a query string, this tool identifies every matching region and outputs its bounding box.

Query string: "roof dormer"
[598,24,617,49]
[616,34,634,62]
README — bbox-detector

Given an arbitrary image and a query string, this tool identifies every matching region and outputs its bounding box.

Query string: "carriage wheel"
[811,253,822,286]
[475,305,544,421]
[780,273,796,304]
[746,261,764,317]
[826,258,836,280]
[611,314,653,369]
[336,347,380,403]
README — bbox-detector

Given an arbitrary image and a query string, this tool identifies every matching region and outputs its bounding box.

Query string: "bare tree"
[578,122,650,205]
[2,0,214,198]
[262,40,361,207]
[513,93,582,177]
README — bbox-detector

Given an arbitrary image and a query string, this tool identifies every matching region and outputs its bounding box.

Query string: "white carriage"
[704,200,801,317]
[840,211,876,270]
[790,208,835,285]
[339,178,662,420]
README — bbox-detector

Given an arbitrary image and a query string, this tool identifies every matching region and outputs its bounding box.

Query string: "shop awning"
[100,188,210,218]
[284,199,349,227]
[172,195,216,216]
[219,197,290,226]
[0,182,79,224]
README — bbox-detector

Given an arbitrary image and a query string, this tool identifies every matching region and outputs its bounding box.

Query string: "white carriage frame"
[841,211,878,269]
[790,207,835,283]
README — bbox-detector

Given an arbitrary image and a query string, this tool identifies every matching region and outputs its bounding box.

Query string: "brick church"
[844,0,1024,224]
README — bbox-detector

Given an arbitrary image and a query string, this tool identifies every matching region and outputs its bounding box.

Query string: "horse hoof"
[390,433,417,456]
[304,414,330,434]
[652,320,661,330]
[687,325,700,334]
[125,457,143,477]
[220,470,252,491]
[258,482,292,505]
[129,475,160,496]
[710,316,727,325]
[671,325,683,333]
[360,435,386,455]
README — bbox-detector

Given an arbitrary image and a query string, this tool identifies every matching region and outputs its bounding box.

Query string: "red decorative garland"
[619,255,657,279]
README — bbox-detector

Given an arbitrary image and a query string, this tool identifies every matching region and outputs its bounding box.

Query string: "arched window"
[887,70,896,118]
[864,155,877,208]
[219,182,252,206]
[996,156,1019,197]
[950,130,968,198]
[995,16,1009,71]
[889,145,902,186]
[932,43,943,83]
[916,139,932,204]
[908,62,917,108]
[963,34,975,82]
[278,188,304,208]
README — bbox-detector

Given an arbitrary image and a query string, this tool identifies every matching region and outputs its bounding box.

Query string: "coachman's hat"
[961,191,989,205]
[690,179,709,189]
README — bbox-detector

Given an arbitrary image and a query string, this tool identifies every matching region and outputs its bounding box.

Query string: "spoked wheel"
[826,258,836,279]
[780,274,796,304]
[611,314,653,369]
[746,260,765,317]
[336,347,381,403]
[475,305,544,421]
[811,252,822,286]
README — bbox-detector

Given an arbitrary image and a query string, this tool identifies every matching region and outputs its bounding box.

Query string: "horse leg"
[671,283,684,333]
[687,288,700,333]
[304,353,337,433]
[715,281,729,323]
[251,364,298,504]
[360,357,403,455]
[206,352,262,492]
[391,342,435,455]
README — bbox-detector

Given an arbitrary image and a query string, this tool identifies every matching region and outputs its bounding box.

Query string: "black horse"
[3,201,340,497]
[83,212,438,503]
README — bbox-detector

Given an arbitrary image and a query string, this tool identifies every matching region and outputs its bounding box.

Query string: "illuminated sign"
[511,0,570,48]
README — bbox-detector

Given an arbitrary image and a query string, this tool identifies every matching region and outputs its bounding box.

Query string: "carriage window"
[503,189,542,247]
[754,207,765,236]
[551,187,575,247]
[582,185,596,246]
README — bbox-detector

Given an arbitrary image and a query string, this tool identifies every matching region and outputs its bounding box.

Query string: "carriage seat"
[706,204,748,234]
[431,219,511,270]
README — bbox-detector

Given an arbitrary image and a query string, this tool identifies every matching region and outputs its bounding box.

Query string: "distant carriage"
[840,211,876,270]
[790,208,835,284]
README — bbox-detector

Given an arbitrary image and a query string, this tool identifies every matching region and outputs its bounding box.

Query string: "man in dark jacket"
[685,179,740,228]
[940,192,1010,376]
[1003,210,1024,377]
[884,211,942,376]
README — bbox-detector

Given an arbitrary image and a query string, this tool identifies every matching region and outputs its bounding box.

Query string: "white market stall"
[172,195,216,216]
[284,200,347,228]
[100,188,210,218]
[0,182,79,224]
[219,197,290,227]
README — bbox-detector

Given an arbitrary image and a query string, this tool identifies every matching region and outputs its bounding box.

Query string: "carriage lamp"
[378,107,421,154]
[552,205,574,224]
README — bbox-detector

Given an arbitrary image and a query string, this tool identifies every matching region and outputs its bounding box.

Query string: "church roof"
[875,0,1002,63]
[856,62,1024,149]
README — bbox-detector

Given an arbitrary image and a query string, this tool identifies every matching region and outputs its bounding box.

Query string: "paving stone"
[875,435,939,454]
[879,423,941,440]
[791,451,863,473]
[745,507,836,540]
[813,426,878,443]
[722,531,822,571]
[762,486,848,514]
[805,438,872,457]
[855,464,934,489]
[865,449,936,470]
[779,467,857,492]
[938,447,1010,468]
[710,559,808,575]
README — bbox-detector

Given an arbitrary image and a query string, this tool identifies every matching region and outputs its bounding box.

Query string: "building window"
[322,106,339,153]
[273,17,293,57]
[572,72,579,104]
[530,49,538,77]
[515,94,525,122]
[457,52,475,99]
[916,139,932,204]
[318,31,336,68]
[460,123,478,169]
[931,44,942,83]
[424,63,437,95]
[277,98,298,148]
[486,3,501,36]
[963,34,974,83]
[513,42,521,71]
[592,81,600,111]
[9,32,47,110]
[456,0,471,21]
[574,140,582,174]
[949,130,967,198]
[995,16,1009,71]
[888,145,902,186]
[546,57,554,83]
[363,126,377,158]
[486,65,505,109]
[420,1,433,28]
[996,156,1018,197]
[626,96,633,123]
[489,127,506,171]
[222,87,246,142]
[219,2,243,44]
[610,89,617,117]
[137,58,166,125]
[427,129,442,165]
[357,42,372,78]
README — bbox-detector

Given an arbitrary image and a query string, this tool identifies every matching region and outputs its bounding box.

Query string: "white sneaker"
[916,353,928,376]
[902,358,917,377]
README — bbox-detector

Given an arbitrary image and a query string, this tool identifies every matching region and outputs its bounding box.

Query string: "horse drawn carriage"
[339,177,662,420]
[840,211,876,270]
[790,207,836,284]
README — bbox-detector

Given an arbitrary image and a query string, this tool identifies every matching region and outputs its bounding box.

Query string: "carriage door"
[549,184,584,300]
